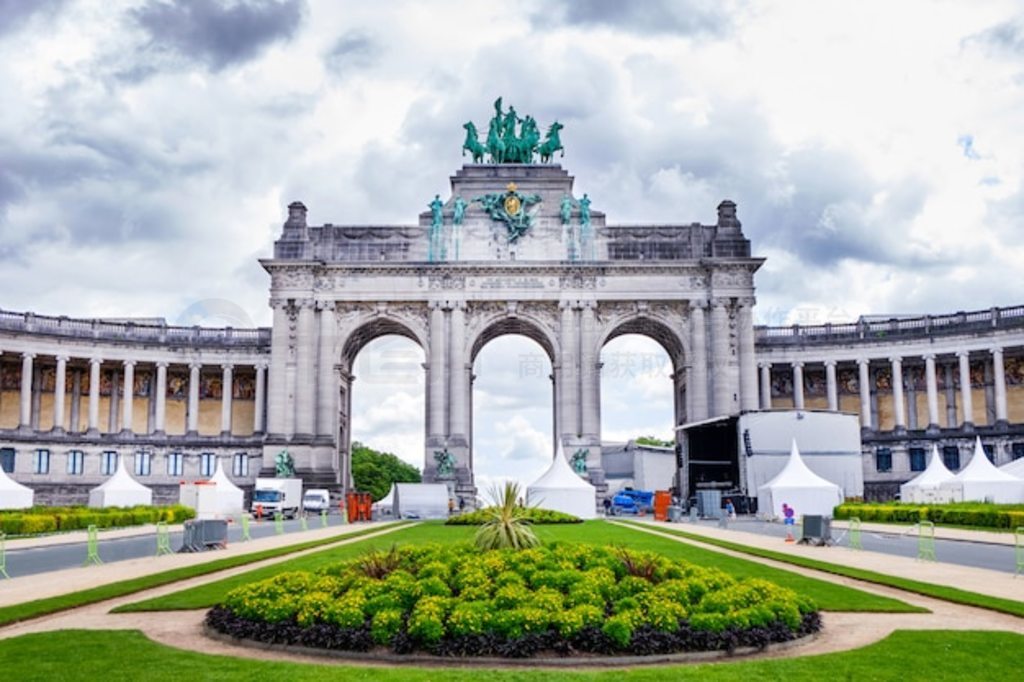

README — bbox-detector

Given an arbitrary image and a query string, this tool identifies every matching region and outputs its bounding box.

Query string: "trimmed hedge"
[446,507,582,526]
[0,505,195,536]
[834,502,1024,530]
[208,542,820,658]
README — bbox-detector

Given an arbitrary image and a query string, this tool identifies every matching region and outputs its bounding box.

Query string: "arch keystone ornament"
[261,104,762,505]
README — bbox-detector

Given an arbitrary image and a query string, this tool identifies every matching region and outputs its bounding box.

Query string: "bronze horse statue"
[538,121,564,163]
[462,121,486,163]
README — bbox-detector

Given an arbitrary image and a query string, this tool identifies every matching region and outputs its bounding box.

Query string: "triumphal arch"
[261,101,762,501]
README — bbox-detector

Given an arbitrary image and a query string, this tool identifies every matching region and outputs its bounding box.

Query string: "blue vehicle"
[611,489,654,515]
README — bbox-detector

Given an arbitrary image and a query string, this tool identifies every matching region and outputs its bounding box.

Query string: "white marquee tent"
[208,461,245,516]
[899,445,955,503]
[88,462,153,508]
[999,456,1024,479]
[526,445,596,519]
[372,485,396,517]
[939,438,1024,504]
[757,440,844,519]
[393,483,449,519]
[0,466,34,509]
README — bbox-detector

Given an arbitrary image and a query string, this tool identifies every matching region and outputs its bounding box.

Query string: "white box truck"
[251,478,303,519]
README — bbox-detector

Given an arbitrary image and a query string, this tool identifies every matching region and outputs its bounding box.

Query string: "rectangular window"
[1013,442,1024,461]
[0,448,14,474]
[232,453,249,477]
[101,451,118,476]
[67,450,85,476]
[167,452,184,477]
[908,447,926,472]
[875,447,892,473]
[199,452,216,478]
[33,449,50,474]
[942,445,960,471]
[982,443,995,464]
[134,451,152,477]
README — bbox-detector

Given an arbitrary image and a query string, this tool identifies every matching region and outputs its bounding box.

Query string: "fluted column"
[187,362,201,434]
[924,354,939,429]
[710,300,731,416]
[154,362,168,434]
[221,364,233,435]
[737,299,758,411]
[52,355,68,433]
[824,360,838,411]
[759,362,772,409]
[448,301,469,451]
[316,303,337,440]
[792,361,805,410]
[689,302,708,421]
[579,301,601,439]
[294,301,316,437]
[857,358,872,428]
[890,356,906,430]
[121,360,136,434]
[266,299,290,436]
[427,300,446,442]
[19,352,34,429]
[253,362,267,433]
[557,300,578,440]
[991,347,1008,425]
[87,358,102,434]
[957,351,973,427]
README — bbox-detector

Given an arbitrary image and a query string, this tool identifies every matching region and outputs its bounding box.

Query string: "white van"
[303,488,331,513]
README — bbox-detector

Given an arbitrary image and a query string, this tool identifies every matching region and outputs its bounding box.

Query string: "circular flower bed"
[206,543,821,659]
[446,507,582,526]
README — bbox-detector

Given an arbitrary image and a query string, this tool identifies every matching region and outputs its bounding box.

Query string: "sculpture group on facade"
[462,97,564,164]
[434,447,455,478]
[274,449,295,478]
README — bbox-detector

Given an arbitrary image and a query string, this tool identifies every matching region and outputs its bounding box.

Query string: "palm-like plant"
[474,481,541,550]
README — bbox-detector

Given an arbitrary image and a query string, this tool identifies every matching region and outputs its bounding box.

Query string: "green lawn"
[119,520,917,613]
[1,629,1020,681]
[620,521,1024,619]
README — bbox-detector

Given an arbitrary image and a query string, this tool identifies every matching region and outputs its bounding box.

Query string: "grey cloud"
[131,0,305,71]
[534,0,732,37]
[966,16,1024,54]
[324,30,379,76]
[0,0,68,37]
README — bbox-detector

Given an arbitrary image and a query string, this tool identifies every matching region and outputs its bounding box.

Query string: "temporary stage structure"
[88,462,153,508]
[899,445,955,503]
[392,483,449,519]
[526,445,597,519]
[939,438,1024,504]
[757,439,844,519]
[0,466,34,509]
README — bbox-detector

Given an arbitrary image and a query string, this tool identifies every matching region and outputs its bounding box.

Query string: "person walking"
[782,503,796,542]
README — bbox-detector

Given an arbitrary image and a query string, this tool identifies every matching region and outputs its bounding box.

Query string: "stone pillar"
[448,302,469,452]
[957,351,973,427]
[121,360,136,434]
[338,370,355,492]
[557,300,578,440]
[737,299,758,411]
[857,358,872,429]
[53,355,68,433]
[689,302,708,421]
[924,354,940,430]
[991,347,1008,425]
[759,362,772,409]
[825,360,838,411]
[579,301,601,441]
[266,299,291,437]
[253,362,267,433]
[87,358,101,434]
[18,352,34,429]
[316,304,338,441]
[221,364,233,436]
[792,362,805,410]
[187,362,201,435]
[108,368,120,433]
[710,300,731,416]
[890,356,905,431]
[427,301,447,443]
[154,362,168,434]
[70,368,81,433]
[294,301,317,438]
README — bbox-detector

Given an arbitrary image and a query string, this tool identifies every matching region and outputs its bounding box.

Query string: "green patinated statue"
[274,450,295,478]
[473,182,542,243]
[578,193,592,227]
[461,122,486,163]
[471,97,564,164]
[560,193,574,225]
[434,448,455,478]
[452,195,468,225]
[538,121,564,163]
[570,448,588,474]
[428,194,445,262]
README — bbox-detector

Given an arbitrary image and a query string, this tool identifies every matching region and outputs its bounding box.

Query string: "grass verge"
[619,520,1024,619]
[1,629,1020,680]
[0,522,406,627]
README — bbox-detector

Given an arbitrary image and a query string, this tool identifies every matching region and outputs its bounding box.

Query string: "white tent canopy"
[900,445,955,503]
[372,484,396,517]
[757,439,844,519]
[939,438,1024,504]
[393,483,449,519]
[0,466,34,510]
[208,460,245,516]
[999,457,1024,480]
[526,445,596,519]
[88,461,153,508]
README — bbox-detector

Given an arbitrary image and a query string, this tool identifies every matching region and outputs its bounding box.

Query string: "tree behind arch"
[351,442,422,501]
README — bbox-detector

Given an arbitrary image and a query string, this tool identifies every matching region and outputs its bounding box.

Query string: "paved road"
[2,513,347,579]
[682,517,1020,574]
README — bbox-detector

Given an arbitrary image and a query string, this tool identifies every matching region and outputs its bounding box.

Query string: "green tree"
[635,435,674,448]
[351,442,421,501]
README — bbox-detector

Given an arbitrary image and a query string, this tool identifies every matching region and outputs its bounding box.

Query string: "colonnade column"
[759,362,772,409]
[710,299,731,416]
[556,300,578,443]
[579,301,601,443]
[121,360,135,435]
[737,299,758,411]
[187,362,201,435]
[154,362,168,434]
[427,300,447,445]
[448,301,469,457]
[253,362,267,433]
[87,358,101,434]
[924,354,940,429]
[18,352,34,429]
[220,364,233,436]
[266,299,290,437]
[957,351,973,427]
[294,301,316,438]
[890,356,906,431]
[688,302,708,421]
[857,358,872,429]
[315,303,338,443]
[52,355,68,433]
[792,362,805,410]
[824,360,838,411]
[991,347,1008,425]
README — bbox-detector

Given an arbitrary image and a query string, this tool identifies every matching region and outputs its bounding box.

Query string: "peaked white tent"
[999,457,1024,480]
[88,462,153,508]
[939,438,1024,504]
[0,466,34,509]
[526,445,596,519]
[393,483,449,519]
[757,440,844,519]
[208,461,245,516]
[372,484,396,517]
[900,445,955,503]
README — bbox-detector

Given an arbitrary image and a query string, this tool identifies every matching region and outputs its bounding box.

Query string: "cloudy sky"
[2,0,1023,487]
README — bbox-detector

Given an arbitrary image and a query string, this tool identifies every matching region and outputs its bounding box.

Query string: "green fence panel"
[274,513,284,535]
[0,532,9,579]
[320,510,328,528]
[155,522,173,556]
[240,513,251,542]
[849,517,862,551]
[83,525,103,566]
[917,521,936,562]
[300,514,309,532]
[1016,527,1024,577]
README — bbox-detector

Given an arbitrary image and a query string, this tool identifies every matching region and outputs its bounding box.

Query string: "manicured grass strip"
[620,521,1024,619]
[116,523,476,611]
[2,629,1021,680]
[0,523,407,627]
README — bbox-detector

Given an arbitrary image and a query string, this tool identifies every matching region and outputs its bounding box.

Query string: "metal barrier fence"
[1016,527,1024,577]
[274,513,284,535]
[240,514,252,541]
[917,521,936,562]
[848,517,862,550]
[155,522,173,556]
[321,510,328,528]
[83,525,103,566]
[300,515,308,532]
[0,532,9,579]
